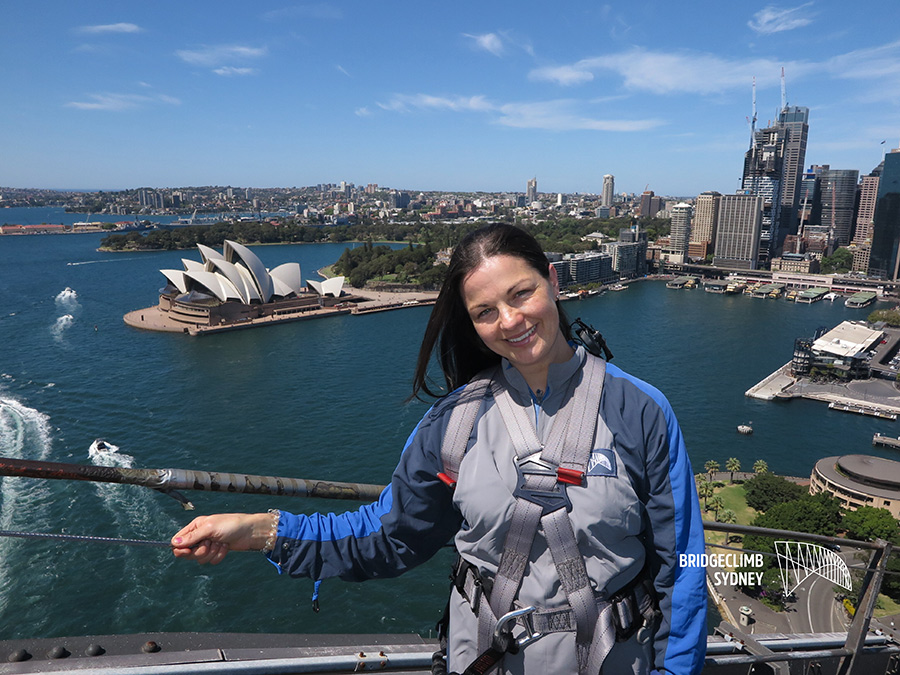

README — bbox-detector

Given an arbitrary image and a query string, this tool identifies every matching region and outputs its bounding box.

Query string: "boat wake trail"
[88,444,213,626]
[51,288,80,342]
[0,396,55,620]
[67,258,140,266]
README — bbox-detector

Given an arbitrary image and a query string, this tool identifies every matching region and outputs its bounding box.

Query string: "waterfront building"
[776,106,810,238]
[691,191,720,250]
[818,168,860,246]
[713,194,762,269]
[868,149,900,279]
[851,167,882,273]
[526,177,537,203]
[742,125,786,264]
[810,455,900,519]
[147,240,344,331]
[770,253,819,274]
[663,202,692,264]
[601,174,615,207]
[550,251,615,288]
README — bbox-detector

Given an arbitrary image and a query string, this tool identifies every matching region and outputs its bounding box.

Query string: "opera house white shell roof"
[159,240,343,304]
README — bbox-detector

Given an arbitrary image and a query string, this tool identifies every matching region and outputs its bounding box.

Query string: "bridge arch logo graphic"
[774,541,852,595]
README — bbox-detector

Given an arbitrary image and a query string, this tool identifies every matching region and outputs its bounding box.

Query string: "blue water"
[0,206,180,227]
[0,227,894,640]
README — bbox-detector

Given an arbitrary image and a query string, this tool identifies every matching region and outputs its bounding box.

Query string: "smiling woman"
[172,224,707,675]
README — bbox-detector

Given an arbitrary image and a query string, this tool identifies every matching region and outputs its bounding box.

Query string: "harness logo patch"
[587,448,617,477]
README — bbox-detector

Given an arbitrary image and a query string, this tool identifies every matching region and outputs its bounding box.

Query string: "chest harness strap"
[441,354,628,675]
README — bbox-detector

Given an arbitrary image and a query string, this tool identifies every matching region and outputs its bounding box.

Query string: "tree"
[842,506,899,542]
[726,457,741,483]
[704,460,720,481]
[696,475,714,509]
[708,495,725,521]
[744,472,805,513]
[753,459,769,474]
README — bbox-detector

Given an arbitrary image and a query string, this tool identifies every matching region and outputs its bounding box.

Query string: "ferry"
[846,291,877,308]
[724,281,746,294]
[796,287,830,304]
[703,280,728,294]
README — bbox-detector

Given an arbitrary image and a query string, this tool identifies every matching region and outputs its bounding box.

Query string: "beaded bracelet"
[261,509,280,552]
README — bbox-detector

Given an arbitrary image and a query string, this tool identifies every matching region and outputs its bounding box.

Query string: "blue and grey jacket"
[267,347,707,674]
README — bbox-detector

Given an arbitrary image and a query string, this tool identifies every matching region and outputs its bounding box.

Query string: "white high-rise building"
[526,177,537,203]
[602,175,615,207]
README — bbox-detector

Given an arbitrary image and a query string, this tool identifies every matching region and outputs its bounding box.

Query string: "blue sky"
[1,1,898,196]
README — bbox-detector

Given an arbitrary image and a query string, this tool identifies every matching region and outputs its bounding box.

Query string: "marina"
[796,287,831,303]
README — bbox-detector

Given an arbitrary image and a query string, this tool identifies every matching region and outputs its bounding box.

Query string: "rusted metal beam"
[0,456,387,503]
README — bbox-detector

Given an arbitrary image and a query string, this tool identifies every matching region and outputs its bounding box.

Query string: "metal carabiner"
[493,606,544,650]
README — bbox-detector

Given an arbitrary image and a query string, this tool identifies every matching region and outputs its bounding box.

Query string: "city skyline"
[1,1,898,196]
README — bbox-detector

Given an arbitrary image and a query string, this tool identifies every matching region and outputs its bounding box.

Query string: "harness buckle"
[513,453,573,515]
[494,606,544,650]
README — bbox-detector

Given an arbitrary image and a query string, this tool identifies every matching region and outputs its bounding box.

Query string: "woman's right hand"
[171,512,277,564]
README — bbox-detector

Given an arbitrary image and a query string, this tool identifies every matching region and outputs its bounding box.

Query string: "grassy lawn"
[702,482,758,561]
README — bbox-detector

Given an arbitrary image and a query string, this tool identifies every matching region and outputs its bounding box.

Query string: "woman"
[172,223,707,674]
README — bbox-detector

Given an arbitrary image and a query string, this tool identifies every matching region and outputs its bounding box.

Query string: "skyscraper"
[868,149,900,279]
[713,194,763,269]
[818,168,859,246]
[776,106,810,239]
[851,164,882,273]
[602,175,615,207]
[691,191,721,246]
[742,125,786,264]
[526,177,537,203]
[667,203,693,263]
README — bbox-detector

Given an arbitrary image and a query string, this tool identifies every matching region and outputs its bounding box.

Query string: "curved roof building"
[810,454,900,518]
[158,240,332,304]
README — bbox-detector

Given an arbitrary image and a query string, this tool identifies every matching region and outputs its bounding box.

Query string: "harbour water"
[0,227,897,641]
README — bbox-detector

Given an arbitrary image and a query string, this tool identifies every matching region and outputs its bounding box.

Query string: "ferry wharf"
[746,363,900,417]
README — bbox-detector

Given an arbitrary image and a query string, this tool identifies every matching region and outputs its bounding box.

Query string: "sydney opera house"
[125,240,349,334]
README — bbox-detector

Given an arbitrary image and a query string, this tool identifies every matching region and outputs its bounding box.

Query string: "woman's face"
[461,254,572,386]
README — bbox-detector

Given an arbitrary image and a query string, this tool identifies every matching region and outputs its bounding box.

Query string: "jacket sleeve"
[265,401,463,581]
[642,386,707,674]
[605,364,707,674]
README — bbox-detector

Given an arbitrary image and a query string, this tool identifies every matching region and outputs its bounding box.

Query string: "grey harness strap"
[441,354,613,675]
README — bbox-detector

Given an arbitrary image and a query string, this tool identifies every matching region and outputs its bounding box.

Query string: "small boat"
[89,438,118,456]
[737,423,753,435]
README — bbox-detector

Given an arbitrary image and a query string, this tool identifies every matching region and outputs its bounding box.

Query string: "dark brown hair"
[411,223,571,399]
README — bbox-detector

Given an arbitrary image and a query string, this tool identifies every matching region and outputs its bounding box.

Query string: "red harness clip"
[556,467,585,486]
[437,472,457,490]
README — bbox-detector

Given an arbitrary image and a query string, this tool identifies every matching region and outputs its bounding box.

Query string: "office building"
[742,125,786,263]
[851,166,882,273]
[639,190,663,218]
[692,191,721,247]
[818,168,859,246]
[713,194,763,269]
[775,106,810,238]
[869,149,900,279]
[602,175,615,207]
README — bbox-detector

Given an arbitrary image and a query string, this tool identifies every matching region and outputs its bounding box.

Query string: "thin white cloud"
[530,64,595,87]
[464,32,504,57]
[176,45,267,67]
[748,3,815,35]
[336,64,351,77]
[261,4,343,21]
[377,94,494,113]
[377,93,661,132]
[496,100,663,132]
[65,92,180,112]
[530,48,811,94]
[213,66,258,76]
[355,107,371,117]
[77,22,143,34]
